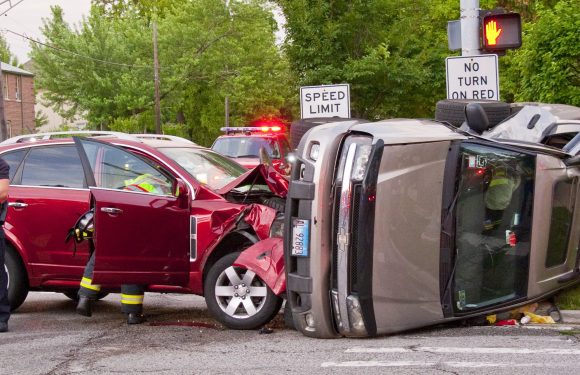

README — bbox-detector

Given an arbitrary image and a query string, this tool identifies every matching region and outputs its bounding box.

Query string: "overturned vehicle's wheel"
[205,252,282,330]
[435,99,511,128]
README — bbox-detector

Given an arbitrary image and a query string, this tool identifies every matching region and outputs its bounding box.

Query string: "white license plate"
[291,218,309,257]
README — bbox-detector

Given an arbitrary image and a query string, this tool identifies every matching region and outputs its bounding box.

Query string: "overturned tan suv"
[284,104,580,338]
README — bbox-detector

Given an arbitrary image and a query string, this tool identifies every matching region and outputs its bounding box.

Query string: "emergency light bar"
[220,126,283,134]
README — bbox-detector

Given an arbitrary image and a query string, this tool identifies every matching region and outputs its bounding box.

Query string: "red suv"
[211,126,292,175]
[1,131,288,329]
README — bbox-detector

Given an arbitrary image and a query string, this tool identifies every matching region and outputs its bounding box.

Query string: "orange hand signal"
[485,20,502,46]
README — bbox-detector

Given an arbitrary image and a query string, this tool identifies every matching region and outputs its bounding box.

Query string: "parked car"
[247,104,580,338]
[1,131,288,329]
[211,126,292,175]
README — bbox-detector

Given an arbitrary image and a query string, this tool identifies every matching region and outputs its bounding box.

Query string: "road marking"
[321,361,568,368]
[345,346,580,355]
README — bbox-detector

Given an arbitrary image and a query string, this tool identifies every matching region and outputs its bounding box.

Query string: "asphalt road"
[1,292,580,374]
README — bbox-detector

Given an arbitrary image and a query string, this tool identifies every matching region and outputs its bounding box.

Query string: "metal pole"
[225,96,229,127]
[0,66,7,141]
[460,0,481,56]
[152,21,162,134]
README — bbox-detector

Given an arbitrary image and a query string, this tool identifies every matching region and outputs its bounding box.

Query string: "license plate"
[291,218,309,257]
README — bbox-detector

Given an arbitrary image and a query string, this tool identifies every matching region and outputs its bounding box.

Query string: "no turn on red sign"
[446,55,500,101]
[300,84,351,119]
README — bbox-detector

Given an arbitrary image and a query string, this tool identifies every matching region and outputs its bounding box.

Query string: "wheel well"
[202,231,255,286]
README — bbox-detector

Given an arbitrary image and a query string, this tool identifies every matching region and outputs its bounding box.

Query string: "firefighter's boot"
[127,313,145,325]
[76,296,93,317]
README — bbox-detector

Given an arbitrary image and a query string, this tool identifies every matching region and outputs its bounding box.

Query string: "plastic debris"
[495,319,518,326]
[523,312,555,324]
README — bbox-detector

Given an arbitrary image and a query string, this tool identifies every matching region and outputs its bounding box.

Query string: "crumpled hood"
[215,164,288,197]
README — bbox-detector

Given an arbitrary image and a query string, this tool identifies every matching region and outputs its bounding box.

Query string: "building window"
[3,74,7,99]
[15,75,21,101]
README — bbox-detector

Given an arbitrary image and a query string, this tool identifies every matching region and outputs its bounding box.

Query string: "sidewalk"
[560,310,580,324]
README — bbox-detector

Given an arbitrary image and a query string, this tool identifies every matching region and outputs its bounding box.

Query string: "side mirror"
[174,178,190,208]
[465,103,490,135]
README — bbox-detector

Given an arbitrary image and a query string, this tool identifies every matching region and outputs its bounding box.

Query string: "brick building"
[1,62,35,137]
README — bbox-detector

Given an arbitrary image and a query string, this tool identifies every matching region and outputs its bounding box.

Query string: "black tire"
[5,246,29,311]
[204,252,283,330]
[435,100,511,128]
[63,291,109,301]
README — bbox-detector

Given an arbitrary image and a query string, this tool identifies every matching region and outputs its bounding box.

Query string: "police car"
[211,124,292,175]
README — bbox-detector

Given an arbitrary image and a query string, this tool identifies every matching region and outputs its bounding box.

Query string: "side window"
[453,143,535,312]
[95,144,173,195]
[1,149,27,181]
[545,179,576,267]
[21,146,85,188]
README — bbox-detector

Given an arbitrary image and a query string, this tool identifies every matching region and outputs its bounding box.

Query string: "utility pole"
[0,0,24,141]
[225,97,230,127]
[460,0,481,56]
[152,21,162,134]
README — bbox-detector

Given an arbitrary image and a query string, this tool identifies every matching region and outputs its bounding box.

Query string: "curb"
[560,310,580,324]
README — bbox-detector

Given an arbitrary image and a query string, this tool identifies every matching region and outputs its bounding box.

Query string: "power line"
[2,29,156,70]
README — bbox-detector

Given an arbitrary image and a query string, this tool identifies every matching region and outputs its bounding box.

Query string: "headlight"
[269,214,285,238]
[336,135,373,182]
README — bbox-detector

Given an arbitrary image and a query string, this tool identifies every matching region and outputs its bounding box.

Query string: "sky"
[1,0,92,63]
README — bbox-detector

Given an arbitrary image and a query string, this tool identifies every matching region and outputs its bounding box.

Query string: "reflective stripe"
[121,293,144,305]
[80,277,101,291]
[489,177,509,188]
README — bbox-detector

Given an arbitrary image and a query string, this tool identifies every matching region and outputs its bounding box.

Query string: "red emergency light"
[220,126,284,135]
[481,12,522,51]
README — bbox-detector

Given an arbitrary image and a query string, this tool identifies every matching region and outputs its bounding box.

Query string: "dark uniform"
[77,253,145,324]
[0,158,10,332]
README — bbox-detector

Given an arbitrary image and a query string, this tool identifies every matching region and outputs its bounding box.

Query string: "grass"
[555,284,580,310]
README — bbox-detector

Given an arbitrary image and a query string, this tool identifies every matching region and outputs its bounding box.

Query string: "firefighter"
[483,164,521,233]
[75,172,170,324]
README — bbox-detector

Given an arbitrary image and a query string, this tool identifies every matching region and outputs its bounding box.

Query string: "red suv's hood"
[215,164,288,197]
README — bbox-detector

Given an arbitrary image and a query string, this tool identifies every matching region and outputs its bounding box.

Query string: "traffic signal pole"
[460,0,480,56]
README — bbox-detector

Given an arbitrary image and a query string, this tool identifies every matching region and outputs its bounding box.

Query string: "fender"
[234,237,286,296]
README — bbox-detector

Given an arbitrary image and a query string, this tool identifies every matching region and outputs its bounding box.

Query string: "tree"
[502,0,580,105]
[0,33,19,66]
[276,0,454,120]
[31,1,293,146]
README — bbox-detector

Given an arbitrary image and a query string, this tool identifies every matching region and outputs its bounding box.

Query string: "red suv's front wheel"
[204,252,282,330]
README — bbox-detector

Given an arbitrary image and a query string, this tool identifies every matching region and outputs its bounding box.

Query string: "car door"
[74,137,191,286]
[4,145,91,279]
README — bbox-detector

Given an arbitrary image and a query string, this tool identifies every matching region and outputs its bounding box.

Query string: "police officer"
[75,172,170,324]
[0,157,10,332]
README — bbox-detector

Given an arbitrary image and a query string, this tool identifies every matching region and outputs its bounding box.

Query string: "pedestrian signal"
[481,13,522,51]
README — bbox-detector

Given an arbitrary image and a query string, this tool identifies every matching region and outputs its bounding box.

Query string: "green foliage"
[31,1,293,145]
[556,284,580,310]
[277,0,453,119]
[34,110,49,128]
[0,33,19,66]
[502,0,580,105]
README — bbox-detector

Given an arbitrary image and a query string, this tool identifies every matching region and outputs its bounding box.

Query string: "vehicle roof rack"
[0,131,140,145]
[132,134,197,145]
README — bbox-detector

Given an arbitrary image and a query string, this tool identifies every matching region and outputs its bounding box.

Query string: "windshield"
[212,137,281,158]
[159,147,246,190]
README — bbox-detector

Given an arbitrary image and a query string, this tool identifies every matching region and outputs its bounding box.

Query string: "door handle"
[8,202,28,208]
[101,207,123,214]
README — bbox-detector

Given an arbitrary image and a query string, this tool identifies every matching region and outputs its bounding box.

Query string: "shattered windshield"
[159,147,246,190]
